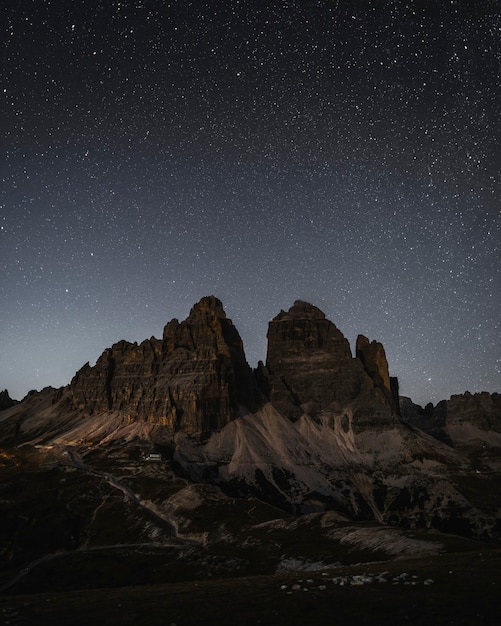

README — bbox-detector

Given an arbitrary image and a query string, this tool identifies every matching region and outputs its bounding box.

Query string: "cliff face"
[399,396,444,437]
[70,296,257,437]
[400,392,501,461]
[401,392,501,436]
[70,338,163,417]
[441,392,501,431]
[356,335,401,417]
[5,297,400,441]
[260,301,398,430]
[68,298,400,438]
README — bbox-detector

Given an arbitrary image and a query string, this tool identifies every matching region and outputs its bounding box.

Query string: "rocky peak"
[188,295,227,318]
[71,296,257,438]
[443,392,501,430]
[163,295,240,356]
[267,301,352,362]
[263,302,397,427]
[400,391,501,451]
[356,336,391,391]
[356,335,401,416]
[399,396,446,441]
[274,300,327,321]
[20,297,400,440]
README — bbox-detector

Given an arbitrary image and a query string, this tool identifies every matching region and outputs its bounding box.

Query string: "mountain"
[1,297,403,446]
[70,295,258,437]
[2,296,499,529]
[0,296,500,619]
[257,300,399,429]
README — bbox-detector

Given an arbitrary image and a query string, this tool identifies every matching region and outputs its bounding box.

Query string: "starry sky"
[1,0,500,406]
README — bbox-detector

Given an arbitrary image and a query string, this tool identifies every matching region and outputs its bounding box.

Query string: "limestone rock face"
[401,392,501,436]
[441,391,501,431]
[4,297,400,442]
[262,301,398,429]
[70,338,163,416]
[70,296,257,437]
[356,335,401,416]
[401,392,501,454]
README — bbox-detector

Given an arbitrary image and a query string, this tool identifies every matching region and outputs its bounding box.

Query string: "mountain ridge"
[1,296,500,537]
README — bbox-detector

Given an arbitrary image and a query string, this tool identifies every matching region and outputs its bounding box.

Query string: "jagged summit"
[401,391,501,447]
[272,300,327,321]
[162,295,244,359]
[68,295,257,437]
[188,295,227,318]
[268,301,351,358]
[162,296,228,343]
[1,296,401,440]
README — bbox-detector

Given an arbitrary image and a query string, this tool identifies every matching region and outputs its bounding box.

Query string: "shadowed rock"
[70,296,258,438]
[441,391,501,431]
[261,301,398,429]
[401,392,501,434]
[0,389,17,411]
[2,298,401,442]
[356,335,401,416]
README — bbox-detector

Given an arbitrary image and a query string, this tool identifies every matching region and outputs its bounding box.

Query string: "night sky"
[1,1,500,406]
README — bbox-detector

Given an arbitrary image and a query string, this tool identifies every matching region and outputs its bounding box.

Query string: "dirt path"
[63,449,200,546]
[0,448,201,594]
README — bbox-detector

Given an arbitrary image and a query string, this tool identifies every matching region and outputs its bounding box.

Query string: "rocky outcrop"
[400,396,438,426]
[2,298,500,539]
[259,301,398,430]
[70,296,257,438]
[401,392,501,436]
[401,392,501,454]
[70,338,162,415]
[356,336,401,416]
[0,389,17,411]
[399,396,448,442]
[440,392,501,431]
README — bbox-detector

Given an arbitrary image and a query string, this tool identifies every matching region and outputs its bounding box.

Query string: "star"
[0,1,499,406]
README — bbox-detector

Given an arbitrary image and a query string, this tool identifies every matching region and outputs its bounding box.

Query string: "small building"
[143,452,163,462]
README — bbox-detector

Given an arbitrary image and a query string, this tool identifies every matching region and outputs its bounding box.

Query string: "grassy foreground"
[1,548,500,625]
